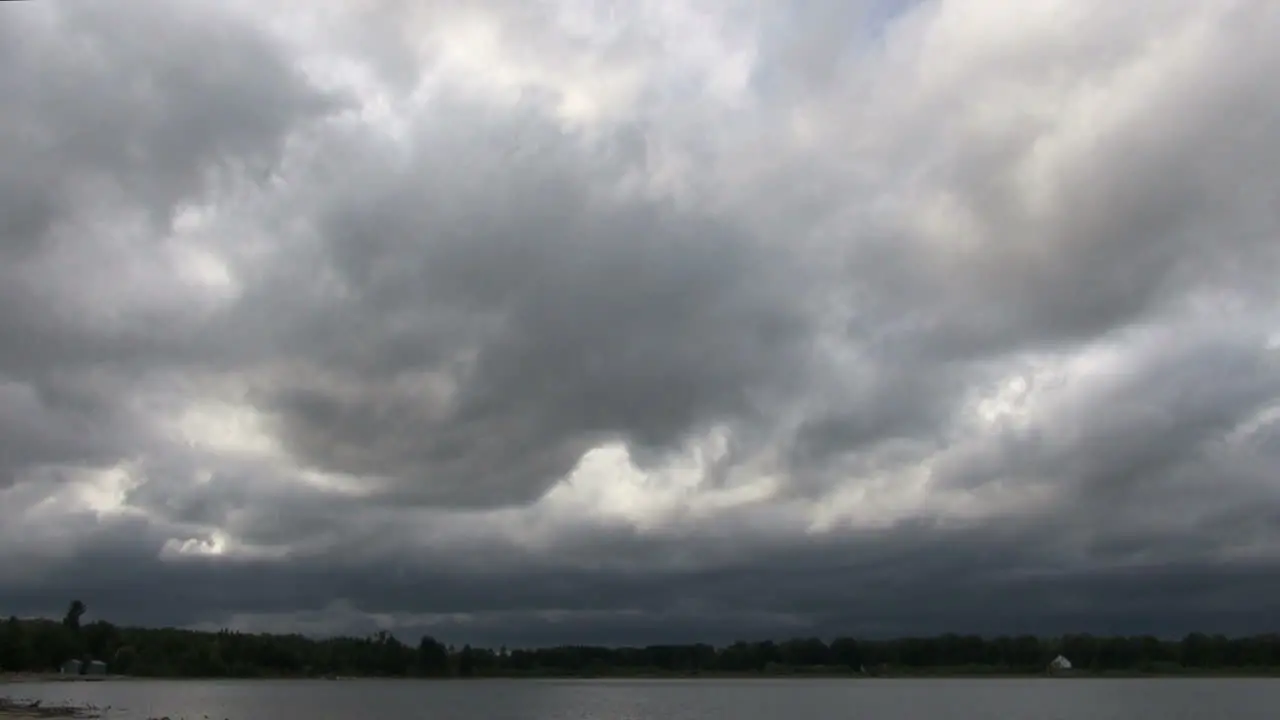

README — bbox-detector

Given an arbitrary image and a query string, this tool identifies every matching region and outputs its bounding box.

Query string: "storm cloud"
[1,0,1278,645]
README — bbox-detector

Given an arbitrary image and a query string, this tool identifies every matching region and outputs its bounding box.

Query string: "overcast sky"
[2,0,1279,647]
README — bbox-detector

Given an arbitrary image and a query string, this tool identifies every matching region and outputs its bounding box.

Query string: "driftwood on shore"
[1,696,207,720]
[0,696,103,719]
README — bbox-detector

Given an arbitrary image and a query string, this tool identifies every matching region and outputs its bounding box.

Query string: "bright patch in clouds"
[543,428,782,533]
[173,401,281,458]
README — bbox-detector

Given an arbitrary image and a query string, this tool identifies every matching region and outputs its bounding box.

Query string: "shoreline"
[6,671,1280,684]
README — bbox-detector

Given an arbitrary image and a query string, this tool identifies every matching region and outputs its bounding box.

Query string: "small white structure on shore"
[1048,655,1073,672]
[85,660,107,675]
[60,659,82,675]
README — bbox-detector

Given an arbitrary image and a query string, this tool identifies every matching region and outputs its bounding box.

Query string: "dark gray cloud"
[0,0,340,486]
[233,103,817,506]
[1,0,1279,646]
[5,512,1280,645]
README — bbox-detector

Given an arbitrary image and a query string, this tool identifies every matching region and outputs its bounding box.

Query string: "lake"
[6,677,1280,720]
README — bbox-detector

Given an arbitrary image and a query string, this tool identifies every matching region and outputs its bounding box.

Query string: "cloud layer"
[2,0,1278,644]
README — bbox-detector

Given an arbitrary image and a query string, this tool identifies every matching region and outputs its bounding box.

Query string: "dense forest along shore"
[4,603,1280,679]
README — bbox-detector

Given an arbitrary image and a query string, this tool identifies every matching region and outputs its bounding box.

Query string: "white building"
[1048,655,1073,672]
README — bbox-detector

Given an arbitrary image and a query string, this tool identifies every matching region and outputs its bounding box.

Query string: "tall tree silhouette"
[62,600,86,632]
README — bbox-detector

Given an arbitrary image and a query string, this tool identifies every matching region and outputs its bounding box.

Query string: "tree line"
[2,602,1278,677]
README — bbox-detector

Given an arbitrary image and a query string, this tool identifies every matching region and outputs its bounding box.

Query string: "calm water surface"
[8,678,1279,720]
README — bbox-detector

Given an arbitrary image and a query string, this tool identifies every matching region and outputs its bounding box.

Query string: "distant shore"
[5,669,1280,684]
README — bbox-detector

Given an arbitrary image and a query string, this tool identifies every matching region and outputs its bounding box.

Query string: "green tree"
[829,637,863,669]
[416,635,450,677]
[0,616,30,670]
[458,644,475,677]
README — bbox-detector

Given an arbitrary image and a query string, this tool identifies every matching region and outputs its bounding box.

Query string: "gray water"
[7,677,1280,720]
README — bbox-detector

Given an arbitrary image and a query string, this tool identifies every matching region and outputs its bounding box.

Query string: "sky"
[1,0,1278,647]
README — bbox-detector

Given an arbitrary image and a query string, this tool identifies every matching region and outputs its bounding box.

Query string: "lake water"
[6,677,1280,720]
